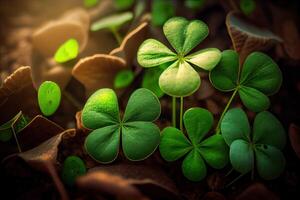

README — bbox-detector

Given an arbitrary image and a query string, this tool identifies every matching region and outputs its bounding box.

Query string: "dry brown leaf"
[72,54,127,96]
[236,183,279,200]
[282,20,300,60]
[226,12,282,62]
[32,8,90,57]
[289,123,300,159]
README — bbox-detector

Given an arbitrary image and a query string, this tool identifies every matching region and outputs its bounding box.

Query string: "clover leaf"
[84,0,99,8]
[240,0,256,15]
[114,0,134,10]
[151,0,175,26]
[38,81,61,116]
[185,0,205,10]
[159,108,229,181]
[137,17,221,97]
[54,38,79,63]
[114,69,134,89]
[210,50,282,112]
[82,88,161,163]
[61,156,86,186]
[221,108,286,180]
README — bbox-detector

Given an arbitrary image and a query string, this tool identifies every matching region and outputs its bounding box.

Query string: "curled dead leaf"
[289,123,300,159]
[281,20,300,60]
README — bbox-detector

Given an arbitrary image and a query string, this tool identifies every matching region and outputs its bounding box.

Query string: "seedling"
[38,81,61,116]
[138,17,221,128]
[62,155,86,186]
[91,12,133,44]
[221,108,286,180]
[240,0,256,15]
[114,69,134,89]
[84,0,99,8]
[114,0,134,10]
[159,108,228,181]
[210,50,282,112]
[82,88,161,163]
[185,0,205,10]
[151,0,175,26]
[54,38,79,63]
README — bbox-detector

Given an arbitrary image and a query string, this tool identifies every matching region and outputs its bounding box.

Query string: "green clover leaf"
[142,65,166,98]
[137,17,221,97]
[151,0,175,26]
[114,69,134,89]
[210,50,282,112]
[82,88,161,163]
[221,108,286,180]
[38,81,61,117]
[54,38,79,63]
[61,156,86,186]
[159,108,229,181]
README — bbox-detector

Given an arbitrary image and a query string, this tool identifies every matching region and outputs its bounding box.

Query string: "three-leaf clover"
[38,81,61,116]
[221,108,286,180]
[159,108,229,181]
[210,50,282,112]
[137,17,221,97]
[82,88,161,163]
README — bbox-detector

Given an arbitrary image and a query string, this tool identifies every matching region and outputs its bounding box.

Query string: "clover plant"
[62,156,86,186]
[240,0,256,15]
[151,0,175,26]
[185,0,205,10]
[38,81,61,117]
[137,17,221,128]
[114,69,134,89]
[91,12,133,44]
[84,0,99,8]
[221,108,286,180]
[160,108,228,181]
[114,0,134,11]
[82,88,161,163]
[54,38,79,63]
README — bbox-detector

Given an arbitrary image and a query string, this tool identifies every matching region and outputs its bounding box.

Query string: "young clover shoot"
[159,108,229,181]
[185,0,206,10]
[84,0,99,8]
[91,12,133,45]
[114,0,135,11]
[240,0,256,15]
[62,156,86,186]
[210,50,282,133]
[221,108,286,180]
[114,69,134,89]
[137,17,221,129]
[38,81,61,117]
[54,38,79,63]
[81,88,161,163]
[151,0,175,26]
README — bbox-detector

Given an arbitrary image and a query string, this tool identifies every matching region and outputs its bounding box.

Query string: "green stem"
[12,126,22,153]
[225,168,234,177]
[215,88,238,134]
[172,96,176,127]
[225,173,245,188]
[111,28,122,45]
[180,97,184,131]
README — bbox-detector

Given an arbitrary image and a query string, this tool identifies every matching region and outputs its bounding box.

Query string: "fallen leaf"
[281,20,300,60]
[236,183,279,200]
[289,123,300,159]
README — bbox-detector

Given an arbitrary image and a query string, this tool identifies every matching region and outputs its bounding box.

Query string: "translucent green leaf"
[240,0,256,15]
[91,12,133,31]
[137,39,177,67]
[185,48,221,71]
[253,111,286,149]
[185,0,205,10]
[255,144,285,180]
[159,127,192,161]
[84,125,120,163]
[38,81,61,117]
[209,50,239,91]
[163,17,208,55]
[239,86,270,112]
[183,107,213,145]
[230,139,254,174]
[114,0,134,10]
[221,108,251,145]
[54,39,79,63]
[182,149,206,181]
[142,67,165,98]
[122,121,160,161]
[198,134,229,169]
[159,61,200,97]
[84,0,99,8]
[114,69,134,89]
[240,52,282,95]
[61,156,86,186]
[151,0,175,26]
[82,88,120,129]
[123,88,161,122]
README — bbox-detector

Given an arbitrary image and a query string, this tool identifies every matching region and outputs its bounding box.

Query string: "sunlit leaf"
[114,69,134,89]
[38,81,61,116]
[91,12,133,31]
[54,38,79,63]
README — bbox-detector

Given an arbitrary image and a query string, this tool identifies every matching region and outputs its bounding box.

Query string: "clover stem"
[172,96,176,127]
[225,173,245,188]
[180,97,184,131]
[111,28,122,45]
[12,126,22,153]
[215,88,238,134]
[225,168,234,177]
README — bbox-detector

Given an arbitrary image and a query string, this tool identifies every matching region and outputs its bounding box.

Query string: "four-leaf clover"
[82,88,161,163]
[159,108,228,181]
[221,108,286,180]
[137,17,221,97]
[210,50,282,112]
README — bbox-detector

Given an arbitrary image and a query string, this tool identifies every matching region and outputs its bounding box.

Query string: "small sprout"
[114,69,134,89]
[114,0,134,10]
[142,65,167,98]
[160,108,228,181]
[240,0,256,15]
[151,0,175,26]
[82,88,161,163]
[209,50,282,112]
[84,0,99,8]
[62,156,86,186]
[138,17,221,97]
[54,38,79,63]
[221,108,286,180]
[38,81,61,116]
[185,0,205,10]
